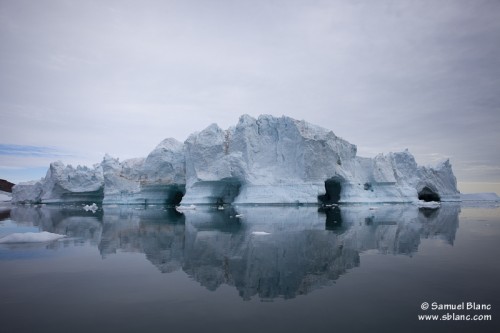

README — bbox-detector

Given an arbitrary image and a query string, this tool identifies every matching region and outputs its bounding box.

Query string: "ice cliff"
[11,114,460,205]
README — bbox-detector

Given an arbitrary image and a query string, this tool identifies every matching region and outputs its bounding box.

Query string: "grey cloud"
[0,0,499,188]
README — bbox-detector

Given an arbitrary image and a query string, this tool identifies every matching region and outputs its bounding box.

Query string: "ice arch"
[214,177,242,204]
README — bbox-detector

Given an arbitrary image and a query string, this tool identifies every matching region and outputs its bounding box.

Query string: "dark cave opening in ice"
[140,184,186,206]
[418,186,441,202]
[215,178,242,204]
[194,177,242,205]
[318,177,343,204]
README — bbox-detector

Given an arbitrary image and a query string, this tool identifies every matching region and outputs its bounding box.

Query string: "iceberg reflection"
[8,203,460,300]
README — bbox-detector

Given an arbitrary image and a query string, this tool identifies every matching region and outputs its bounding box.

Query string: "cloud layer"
[1,0,499,188]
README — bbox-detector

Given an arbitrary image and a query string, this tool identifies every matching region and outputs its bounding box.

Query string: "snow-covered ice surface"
[11,114,460,205]
[0,231,65,243]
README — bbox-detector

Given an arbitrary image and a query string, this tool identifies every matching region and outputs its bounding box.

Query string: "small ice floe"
[83,203,98,213]
[235,214,243,218]
[217,205,224,210]
[323,203,338,208]
[176,204,196,213]
[252,231,271,236]
[0,231,65,244]
[417,200,441,209]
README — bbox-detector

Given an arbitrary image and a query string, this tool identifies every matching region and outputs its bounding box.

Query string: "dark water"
[0,203,499,333]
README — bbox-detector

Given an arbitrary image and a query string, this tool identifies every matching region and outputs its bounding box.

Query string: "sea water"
[0,203,499,333]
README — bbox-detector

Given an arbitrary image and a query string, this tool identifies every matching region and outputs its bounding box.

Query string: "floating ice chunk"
[0,231,65,243]
[175,204,196,213]
[83,203,98,213]
[417,200,441,209]
[252,231,271,236]
[323,204,338,208]
[235,214,243,218]
[10,114,461,205]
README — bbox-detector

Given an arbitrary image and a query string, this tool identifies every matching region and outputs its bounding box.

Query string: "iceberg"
[0,231,65,243]
[181,115,459,204]
[12,115,460,205]
[460,193,499,201]
[11,162,104,204]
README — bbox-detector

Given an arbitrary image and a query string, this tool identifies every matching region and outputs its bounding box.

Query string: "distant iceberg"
[0,231,65,243]
[11,115,460,205]
[0,190,11,202]
[460,193,499,202]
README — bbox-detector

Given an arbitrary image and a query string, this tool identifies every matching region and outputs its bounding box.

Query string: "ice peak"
[154,137,183,151]
[238,114,257,125]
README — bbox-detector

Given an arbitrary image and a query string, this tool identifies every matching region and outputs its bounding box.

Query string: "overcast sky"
[1,0,499,193]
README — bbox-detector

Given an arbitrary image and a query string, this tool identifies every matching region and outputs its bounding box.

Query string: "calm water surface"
[0,203,499,333]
